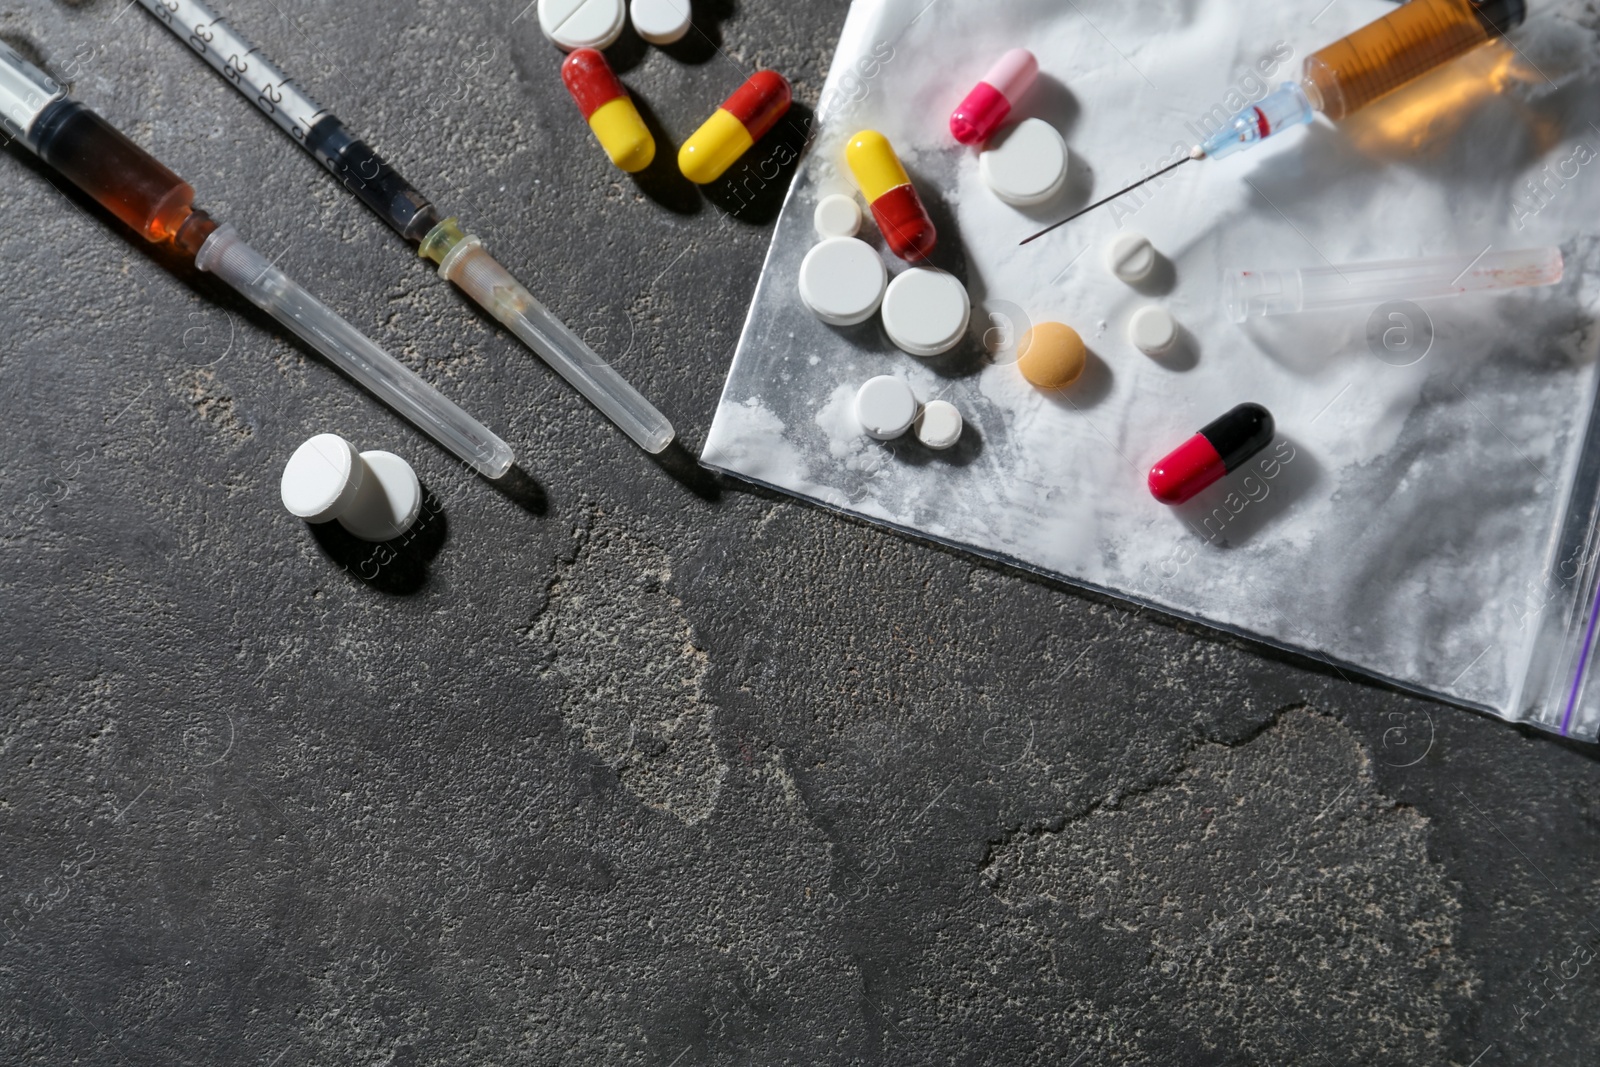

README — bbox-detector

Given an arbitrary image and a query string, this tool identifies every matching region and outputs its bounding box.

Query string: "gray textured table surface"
[2,2,1598,1064]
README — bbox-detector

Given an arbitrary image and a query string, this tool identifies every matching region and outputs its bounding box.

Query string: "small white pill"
[339,451,423,542]
[855,376,918,440]
[539,0,627,51]
[978,118,1069,207]
[629,0,691,45]
[1106,232,1156,283]
[1129,305,1177,355]
[881,268,971,357]
[814,194,863,239]
[281,434,423,542]
[799,237,887,327]
[914,400,963,450]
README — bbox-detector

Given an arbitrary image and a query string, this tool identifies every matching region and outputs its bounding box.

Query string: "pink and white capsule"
[950,49,1039,145]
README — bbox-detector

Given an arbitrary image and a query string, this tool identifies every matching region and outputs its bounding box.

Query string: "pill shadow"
[1173,437,1321,548]
[1025,73,1080,138]
[1041,347,1114,411]
[910,169,970,280]
[1147,322,1200,372]
[628,93,705,215]
[308,484,449,596]
[658,0,735,65]
[487,463,550,517]
[598,20,652,74]
[701,103,816,224]
[649,439,723,501]
[1127,251,1177,297]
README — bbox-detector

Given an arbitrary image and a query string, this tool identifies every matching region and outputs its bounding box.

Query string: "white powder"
[704,0,1600,730]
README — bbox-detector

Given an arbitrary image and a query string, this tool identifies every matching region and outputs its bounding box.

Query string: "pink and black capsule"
[1148,403,1275,505]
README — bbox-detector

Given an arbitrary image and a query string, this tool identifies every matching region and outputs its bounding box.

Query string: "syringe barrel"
[31,100,202,246]
[1302,0,1527,121]
[1225,247,1564,322]
[135,0,439,243]
[1199,82,1315,159]
[196,225,515,477]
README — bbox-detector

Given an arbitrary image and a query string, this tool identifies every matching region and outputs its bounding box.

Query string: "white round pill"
[630,0,691,44]
[1106,232,1156,283]
[281,434,424,542]
[539,0,627,51]
[914,400,963,450]
[881,268,971,357]
[978,118,1069,207]
[814,194,863,239]
[854,376,918,440]
[281,433,363,523]
[1129,305,1177,355]
[799,237,887,327]
[339,451,423,542]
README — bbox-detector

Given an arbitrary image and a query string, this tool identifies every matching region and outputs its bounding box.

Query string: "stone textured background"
[2,1,1599,1064]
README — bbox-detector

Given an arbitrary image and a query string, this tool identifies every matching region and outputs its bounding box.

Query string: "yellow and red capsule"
[846,130,937,261]
[678,70,793,184]
[562,47,655,173]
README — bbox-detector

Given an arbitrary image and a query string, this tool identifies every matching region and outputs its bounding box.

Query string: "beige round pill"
[1016,321,1086,389]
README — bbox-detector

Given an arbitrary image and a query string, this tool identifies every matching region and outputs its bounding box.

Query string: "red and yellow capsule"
[678,70,793,184]
[846,130,937,261]
[562,47,655,174]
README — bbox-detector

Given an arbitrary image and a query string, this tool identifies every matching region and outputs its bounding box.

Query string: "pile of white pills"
[281,433,423,543]
[1104,232,1182,356]
[538,0,691,50]
[853,376,965,450]
[800,191,971,358]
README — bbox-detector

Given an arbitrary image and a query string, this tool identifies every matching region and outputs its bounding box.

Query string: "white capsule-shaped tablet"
[1106,232,1156,283]
[855,376,918,440]
[629,0,691,44]
[539,0,627,51]
[914,399,964,450]
[799,236,887,327]
[978,118,1069,207]
[814,193,863,239]
[881,268,971,357]
[1129,305,1177,355]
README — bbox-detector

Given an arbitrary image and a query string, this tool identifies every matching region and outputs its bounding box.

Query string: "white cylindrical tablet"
[978,118,1069,207]
[881,269,971,357]
[854,376,918,440]
[539,0,627,51]
[339,451,423,542]
[799,237,888,327]
[1129,305,1177,355]
[914,400,963,450]
[629,0,691,44]
[281,433,363,523]
[1106,232,1156,283]
[814,194,863,239]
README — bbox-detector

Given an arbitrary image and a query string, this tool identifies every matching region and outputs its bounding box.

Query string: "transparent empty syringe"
[0,39,513,478]
[138,0,676,455]
[1224,247,1564,322]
